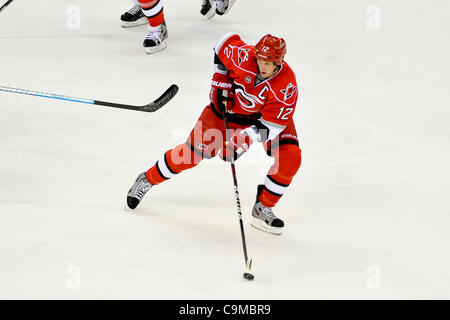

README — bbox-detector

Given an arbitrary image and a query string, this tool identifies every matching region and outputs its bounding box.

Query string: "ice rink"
[0,0,449,299]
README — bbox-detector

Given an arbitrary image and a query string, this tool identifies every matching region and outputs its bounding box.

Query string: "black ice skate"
[127,172,153,209]
[120,4,147,28]
[215,0,236,16]
[250,185,284,235]
[200,0,216,19]
[143,21,168,54]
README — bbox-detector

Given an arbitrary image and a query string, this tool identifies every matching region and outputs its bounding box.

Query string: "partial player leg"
[251,122,302,234]
[126,105,228,209]
[120,0,147,28]
[200,0,216,19]
[137,0,168,54]
[145,142,202,186]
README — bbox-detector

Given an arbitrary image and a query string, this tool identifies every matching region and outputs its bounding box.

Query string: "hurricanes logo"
[281,83,297,101]
[234,82,264,112]
[238,48,250,66]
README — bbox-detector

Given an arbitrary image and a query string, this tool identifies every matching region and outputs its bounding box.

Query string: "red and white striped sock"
[137,0,165,27]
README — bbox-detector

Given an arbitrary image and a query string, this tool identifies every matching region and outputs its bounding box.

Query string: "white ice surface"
[0,0,449,299]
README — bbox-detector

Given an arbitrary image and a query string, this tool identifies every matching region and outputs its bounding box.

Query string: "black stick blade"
[94,84,179,113]
[141,84,179,112]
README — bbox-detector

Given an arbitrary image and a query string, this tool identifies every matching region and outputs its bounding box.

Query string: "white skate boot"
[250,185,285,235]
[127,172,153,209]
[143,21,168,54]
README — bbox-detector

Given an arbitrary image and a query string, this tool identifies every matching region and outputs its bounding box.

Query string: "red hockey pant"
[146,105,302,207]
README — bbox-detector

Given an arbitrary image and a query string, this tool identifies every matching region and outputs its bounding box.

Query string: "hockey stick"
[0,84,179,113]
[0,0,14,13]
[222,94,254,280]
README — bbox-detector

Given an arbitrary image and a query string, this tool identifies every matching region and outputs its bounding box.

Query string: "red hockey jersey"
[214,33,299,140]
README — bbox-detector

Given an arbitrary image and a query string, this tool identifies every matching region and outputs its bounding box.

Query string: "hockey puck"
[243,272,254,281]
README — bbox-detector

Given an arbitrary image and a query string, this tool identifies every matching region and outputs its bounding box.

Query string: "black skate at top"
[200,0,213,16]
[121,5,144,22]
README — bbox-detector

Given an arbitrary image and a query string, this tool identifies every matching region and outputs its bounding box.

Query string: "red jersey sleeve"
[214,33,249,77]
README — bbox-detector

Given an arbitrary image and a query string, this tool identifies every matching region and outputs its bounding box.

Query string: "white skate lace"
[261,206,276,220]
[135,180,150,200]
[128,4,142,15]
[216,0,227,12]
[145,26,164,42]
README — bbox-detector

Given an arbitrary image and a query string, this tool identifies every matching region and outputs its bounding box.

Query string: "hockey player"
[120,0,168,54]
[127,33,302,235]
[201,0,236,19]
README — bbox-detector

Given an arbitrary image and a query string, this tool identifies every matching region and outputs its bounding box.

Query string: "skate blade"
[144,41,168,54]
[205,5,216,19]
[201,0,216,19]
[250,216,283,235]
[121,17,148,28]
[224,0,237,14]
[206,10,216,19]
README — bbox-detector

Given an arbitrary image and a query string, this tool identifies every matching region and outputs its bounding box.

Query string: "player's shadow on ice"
[127,193,250,239]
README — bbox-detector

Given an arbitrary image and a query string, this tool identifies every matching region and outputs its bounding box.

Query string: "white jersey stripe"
[214,32,237,55]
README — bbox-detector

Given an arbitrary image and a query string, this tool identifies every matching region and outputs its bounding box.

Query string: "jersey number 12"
[277,107,293,120]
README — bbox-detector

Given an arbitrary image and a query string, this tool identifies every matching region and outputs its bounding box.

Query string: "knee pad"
[272,144,302,181]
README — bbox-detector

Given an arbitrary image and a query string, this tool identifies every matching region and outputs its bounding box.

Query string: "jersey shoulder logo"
[280,83,297,101]
[238,48,251,66]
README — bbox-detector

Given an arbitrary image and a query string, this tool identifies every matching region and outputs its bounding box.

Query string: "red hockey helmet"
[254,34,287,65]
